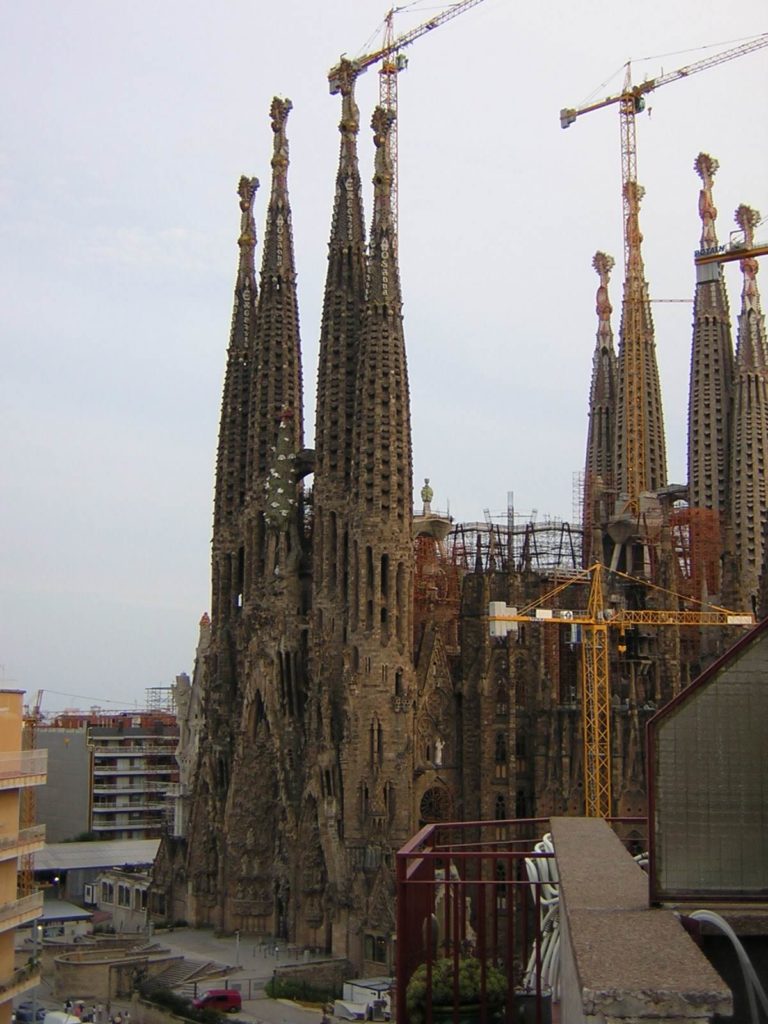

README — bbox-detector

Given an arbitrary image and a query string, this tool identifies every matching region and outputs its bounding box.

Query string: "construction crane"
[19,690,44,895]
[488,565,753,818]
[329,0,488,240]
[695,212,768,266]
[560,32,768,505]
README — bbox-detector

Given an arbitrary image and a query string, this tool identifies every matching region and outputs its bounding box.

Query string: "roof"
[35,839,160,872]
[40,897,93,922]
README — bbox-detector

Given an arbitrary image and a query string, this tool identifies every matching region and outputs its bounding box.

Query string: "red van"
[192,990,242,1014]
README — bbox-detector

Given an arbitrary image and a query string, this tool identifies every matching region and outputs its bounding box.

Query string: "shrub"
[406,958,507,1023]
[265,976,340,1004]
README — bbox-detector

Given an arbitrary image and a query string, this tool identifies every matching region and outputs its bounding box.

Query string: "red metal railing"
[396,818,557,1024]
[395,817,648,1024]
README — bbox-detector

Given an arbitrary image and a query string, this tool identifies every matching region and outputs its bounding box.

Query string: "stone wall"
[551,817,732,1023]
[273,958,353,995]
[53,951,183,1001]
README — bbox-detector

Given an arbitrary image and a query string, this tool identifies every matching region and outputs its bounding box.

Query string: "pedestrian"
[113,1012,123,1024]
[64,1001,72,1014]
[123,1012,130,1024]
[96,1004,105,1024]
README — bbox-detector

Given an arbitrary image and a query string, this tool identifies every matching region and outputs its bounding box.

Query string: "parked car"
[14,1004,46,1023]
[192,991,242,1014]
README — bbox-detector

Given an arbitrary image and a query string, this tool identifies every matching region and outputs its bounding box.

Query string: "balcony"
[0,751,47,789]
[92,801,167,813]
[396,817,732,1024]
[0,960,42,1002]
[91,819,167,832]
[396,817,558,1024]
[0,891,43,931]
[90,745,176,756]
[91,783,169,794]
[0,825,45,863]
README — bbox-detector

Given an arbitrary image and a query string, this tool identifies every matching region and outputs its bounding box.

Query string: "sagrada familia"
[152,71,766,972]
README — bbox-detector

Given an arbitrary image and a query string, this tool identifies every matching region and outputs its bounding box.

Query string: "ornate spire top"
[593,251,615,342]
[335,59,360,138]
[735,204,762,316]
[237,175,259,284]
[270,97,292,190]
[694,152,719,249]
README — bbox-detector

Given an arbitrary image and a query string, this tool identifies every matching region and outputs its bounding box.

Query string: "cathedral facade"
[152,80,764,973]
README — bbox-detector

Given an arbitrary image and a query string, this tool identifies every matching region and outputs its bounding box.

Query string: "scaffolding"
[448,513,585,577]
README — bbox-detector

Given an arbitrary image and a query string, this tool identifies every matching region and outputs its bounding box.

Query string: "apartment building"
[0,690,47,1024]
[89,718,178,840]
[37,712,178,843]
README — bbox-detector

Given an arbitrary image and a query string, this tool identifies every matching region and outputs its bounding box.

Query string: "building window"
[364,934,388,964]
[118,884,131,907]
[494,733,508,779]
[101,882,114,904]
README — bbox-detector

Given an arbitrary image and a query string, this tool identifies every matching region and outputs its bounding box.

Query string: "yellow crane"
[329,0,488,241]
[489,565,753,818]
[560,32,768,506]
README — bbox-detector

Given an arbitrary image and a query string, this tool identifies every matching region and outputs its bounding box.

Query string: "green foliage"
[265,977,340,1004]
[405,958,507,1023]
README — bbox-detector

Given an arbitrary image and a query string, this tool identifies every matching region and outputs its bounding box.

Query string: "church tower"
[312,63,367,682]
[341,107,415,962]
[185,98,308,935]
[730,203,768,608]
[687,153,734,520]
[583,250,617,559]
[614,181,668,501]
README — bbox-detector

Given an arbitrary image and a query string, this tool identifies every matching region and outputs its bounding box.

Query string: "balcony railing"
[0,891,43,929]
[89,749,177,757]
[91,819,167,831]
[0,960,41,1000]
[396,818,558,1024]
[92,783,170,793]
[92,801,167,812]
[0,750,47,783]
[0,825,46,857]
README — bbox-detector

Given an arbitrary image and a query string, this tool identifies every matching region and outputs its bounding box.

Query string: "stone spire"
[687,153,734,519]
[583,251,617,554]
[212,175,259,622]
[614,181,668,501]
[730,203,768,606]
[312,65,367,632]
[344,107,414,852]
[350,107,409,522]
[247,97,304,490]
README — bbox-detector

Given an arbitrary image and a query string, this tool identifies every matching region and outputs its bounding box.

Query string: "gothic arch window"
[495,685,508,718]
[495,795,506,820]
[494,733,508,779]
[419,786,453,826]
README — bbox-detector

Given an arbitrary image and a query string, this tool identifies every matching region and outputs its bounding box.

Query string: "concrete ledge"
[550,818,732,1022]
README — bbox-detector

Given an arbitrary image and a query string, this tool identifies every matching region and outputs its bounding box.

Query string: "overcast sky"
[2,1,766,712]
